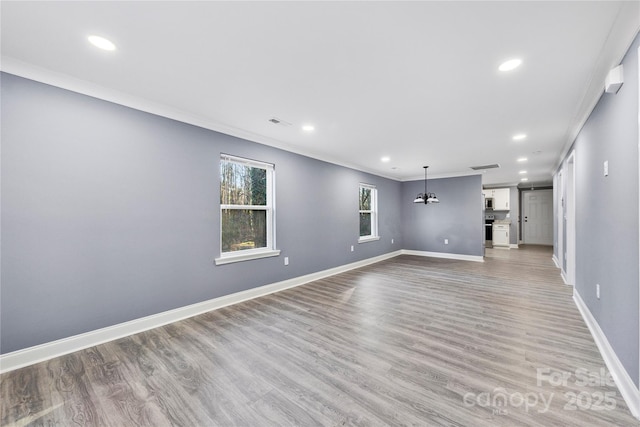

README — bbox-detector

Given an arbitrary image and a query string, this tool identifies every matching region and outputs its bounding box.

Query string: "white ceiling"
[2,1,639,185]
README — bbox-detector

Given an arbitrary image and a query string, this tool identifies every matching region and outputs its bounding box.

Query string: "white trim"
[0,250,402,374]
[509,244,519,249]
[573,290,640,420]
[565,151,576,286]
[359,182,377,190]
[358,236,380,243]
[219,154,276,260]
[551,1,640,174]
[214,249,281,265]
[401,249,484,263]
[560,270,569,286]
[359,184,378,241]
[220,153,274,170]
[552,254,560,269]
[556,170,564,272]
[0,58,401,182]
[637,43,640,400]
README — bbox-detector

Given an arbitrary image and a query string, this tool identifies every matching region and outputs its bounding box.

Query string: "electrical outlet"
[444,239,449,245]
[350,245,354,252]
[596,284,600,299]
[284,257,289,266]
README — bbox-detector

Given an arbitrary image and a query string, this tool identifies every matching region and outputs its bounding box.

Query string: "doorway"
[522,189,553,245]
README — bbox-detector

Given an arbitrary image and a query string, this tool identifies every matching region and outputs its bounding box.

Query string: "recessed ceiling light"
[517,157,528,162]
[381,156,390,163]
[521,177,529,182]
[302,124,315,132]
[519,170,527,174]
[499,58,522,72]
[512,133,527,141]
[88,35,116,51]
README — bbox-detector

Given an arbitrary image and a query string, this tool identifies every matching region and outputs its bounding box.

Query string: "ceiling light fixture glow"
[499,58,522,72]
[519,170,527,174]
[521,177,529,182]
[517,157,528,162]
[88,35,116,51]
[512,133,527,141]
[381,156,390,163]
[302,125,315,132]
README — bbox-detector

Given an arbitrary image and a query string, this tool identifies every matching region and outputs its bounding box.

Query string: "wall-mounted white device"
[604,65,623,94]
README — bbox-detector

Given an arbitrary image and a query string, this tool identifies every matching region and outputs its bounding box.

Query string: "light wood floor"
[2,246,638,426]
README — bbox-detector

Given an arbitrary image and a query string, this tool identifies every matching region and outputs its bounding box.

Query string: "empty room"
[1,1,639,426]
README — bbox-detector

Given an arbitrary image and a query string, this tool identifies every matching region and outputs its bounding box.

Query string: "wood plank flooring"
[2,246,638,426]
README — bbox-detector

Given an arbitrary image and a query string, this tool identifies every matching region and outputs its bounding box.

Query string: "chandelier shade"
[413,166,439,204]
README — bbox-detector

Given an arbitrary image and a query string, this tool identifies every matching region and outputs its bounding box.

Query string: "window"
[215,155,279,265]
[359,184,379,242]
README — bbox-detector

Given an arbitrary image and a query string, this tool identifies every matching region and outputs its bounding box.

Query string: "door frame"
[565,151,576,287]
[522,189,554,245]
[556,171,564,269]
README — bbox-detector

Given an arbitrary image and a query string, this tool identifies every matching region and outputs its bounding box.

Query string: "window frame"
[215,154,280,265]
[358,183,380,243]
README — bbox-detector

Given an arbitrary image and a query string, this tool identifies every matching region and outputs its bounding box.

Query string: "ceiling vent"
[268,117,292,127]
[470,163,500,170]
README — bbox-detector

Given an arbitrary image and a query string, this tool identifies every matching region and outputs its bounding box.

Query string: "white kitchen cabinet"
[484,188,510,210]
[493,223,510,247]
[493,188,510,210]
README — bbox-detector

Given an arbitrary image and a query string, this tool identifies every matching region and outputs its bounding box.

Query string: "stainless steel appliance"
[485,214,495,248]
[485,197,494,210]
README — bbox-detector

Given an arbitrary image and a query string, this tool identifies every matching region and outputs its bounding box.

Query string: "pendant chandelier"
[413,166,440,204]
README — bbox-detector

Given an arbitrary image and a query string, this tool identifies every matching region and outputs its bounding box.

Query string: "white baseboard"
[573,290,640,420]
[510,244,519,249]
[560,270,569,285]
[401,249,484,263]
[552,254,560,268]
[0,250,402,374]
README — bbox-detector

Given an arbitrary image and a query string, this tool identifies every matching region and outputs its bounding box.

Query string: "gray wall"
[556,34,639,386]
[509,186,519,245]
[402,175,484,256]
[1,73,406,354]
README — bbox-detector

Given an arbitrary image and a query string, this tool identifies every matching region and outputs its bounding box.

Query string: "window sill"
[215,249,281,265]
[358,236,380,244]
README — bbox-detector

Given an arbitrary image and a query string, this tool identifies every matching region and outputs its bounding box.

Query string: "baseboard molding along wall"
[510,244,519,249]
[573,290,640,420]
[0,248,484,373]
[401,249,484,263]
[2,250,407,373]
[552,254,560,268]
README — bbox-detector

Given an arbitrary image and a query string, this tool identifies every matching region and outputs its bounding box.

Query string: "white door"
[523,189,553,245]
[566,154,576,286]
[556,171,563,268]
